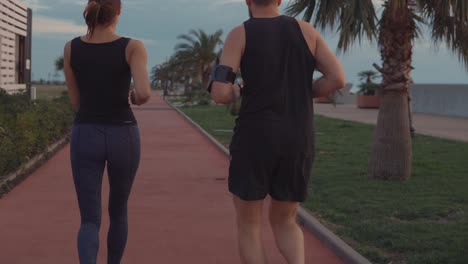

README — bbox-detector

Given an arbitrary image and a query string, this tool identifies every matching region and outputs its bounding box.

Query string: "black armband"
[207,65,237,93]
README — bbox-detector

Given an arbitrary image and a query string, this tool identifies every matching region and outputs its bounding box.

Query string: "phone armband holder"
[207,65,237,93]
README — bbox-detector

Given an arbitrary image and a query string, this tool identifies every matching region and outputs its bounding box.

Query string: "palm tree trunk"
[201,65,210,90]
[198,65,205,90]
[368,1,414,180]
[184,80,192,96]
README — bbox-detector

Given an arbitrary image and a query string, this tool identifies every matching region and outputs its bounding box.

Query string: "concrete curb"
[0,136,69,197]
[297,207,372,264]
[167,101,372,264]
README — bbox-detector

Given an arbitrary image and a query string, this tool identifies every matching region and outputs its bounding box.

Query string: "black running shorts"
[228,120,314,202]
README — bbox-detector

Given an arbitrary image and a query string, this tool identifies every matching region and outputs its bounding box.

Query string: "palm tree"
[151,54,198,96]
[358,70,380,84]
[174,29,223,89]
[151,60,174,92]
[357,70,381,95]
[286,0,467,180]
[171,51,200,90]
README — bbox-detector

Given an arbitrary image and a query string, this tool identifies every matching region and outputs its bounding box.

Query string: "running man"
[208,0,346,263]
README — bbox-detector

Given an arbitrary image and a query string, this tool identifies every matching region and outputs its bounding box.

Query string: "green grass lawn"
[35,85,67,100]
[179,105,468,264]
[181,105,237,146]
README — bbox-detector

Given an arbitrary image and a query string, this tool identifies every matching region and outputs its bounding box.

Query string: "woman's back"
[71,36,136,125]
[64,1,151,263]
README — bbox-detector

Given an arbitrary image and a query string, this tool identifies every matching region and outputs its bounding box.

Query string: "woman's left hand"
[129,89,138,105]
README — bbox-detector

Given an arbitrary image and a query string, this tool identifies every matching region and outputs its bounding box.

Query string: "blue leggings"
[70,124,140,264]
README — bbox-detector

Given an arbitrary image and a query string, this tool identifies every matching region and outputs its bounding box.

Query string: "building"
[0,0,32,93]
[411,84,468,118]
[320,83,468,118]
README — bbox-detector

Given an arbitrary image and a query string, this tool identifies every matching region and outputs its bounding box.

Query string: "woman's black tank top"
[233,15,317,155]
[70,37,137,125]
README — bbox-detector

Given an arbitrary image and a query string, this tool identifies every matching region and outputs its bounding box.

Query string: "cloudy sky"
[23,0,468,84]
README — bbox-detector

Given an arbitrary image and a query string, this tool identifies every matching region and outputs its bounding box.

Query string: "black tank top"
[71,37,136,125]
[233,16,316,155]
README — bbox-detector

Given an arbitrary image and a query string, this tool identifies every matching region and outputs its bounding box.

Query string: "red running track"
[0,93,342,264]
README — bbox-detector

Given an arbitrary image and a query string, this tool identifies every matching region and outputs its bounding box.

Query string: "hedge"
[0,89,74,177]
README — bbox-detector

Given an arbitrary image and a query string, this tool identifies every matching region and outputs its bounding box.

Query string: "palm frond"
[411,12,425,39]
[176,34,197,46]
[358,70,380,82]
[337,0,378,52]
[314,0,346,30]
[285,0,317,22]
[174,43,194,52]
[419,0,468,69]
[189,29,201,39]
[286,0,378,52]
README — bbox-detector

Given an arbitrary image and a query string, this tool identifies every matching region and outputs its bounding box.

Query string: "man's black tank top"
[231,15,316,155]
[70,37,137,125]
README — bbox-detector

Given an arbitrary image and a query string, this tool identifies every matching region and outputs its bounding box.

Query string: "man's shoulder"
[230,24,245,35]
[294,19,315,31]
[294,18,319,39]
[227,24,245,39]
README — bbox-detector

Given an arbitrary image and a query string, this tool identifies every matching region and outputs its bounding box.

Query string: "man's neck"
[250,5,280,18]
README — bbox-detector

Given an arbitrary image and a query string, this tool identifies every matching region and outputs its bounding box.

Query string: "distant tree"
[55,56,64,72]
[174,29,223,89]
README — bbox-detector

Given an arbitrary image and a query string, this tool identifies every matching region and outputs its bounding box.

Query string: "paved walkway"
[0,93,342,264]
[315,103,468,142]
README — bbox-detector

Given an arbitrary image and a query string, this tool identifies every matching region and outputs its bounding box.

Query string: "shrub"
[0,90,74,176]
[357,82,380,96]
[182,90,212,106]
[197,92,211,106]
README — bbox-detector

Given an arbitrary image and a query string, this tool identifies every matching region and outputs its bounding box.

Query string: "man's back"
[209,1,346,263]
[237,15,317,154]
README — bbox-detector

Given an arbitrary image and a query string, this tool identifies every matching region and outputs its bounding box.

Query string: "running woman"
[209,0,346,263]
[63,0,151,263]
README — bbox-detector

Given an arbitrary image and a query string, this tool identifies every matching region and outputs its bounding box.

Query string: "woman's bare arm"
[127,40,151,106]
[63,41,80,110]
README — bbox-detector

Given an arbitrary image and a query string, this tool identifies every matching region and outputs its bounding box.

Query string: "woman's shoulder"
[126,38,144,47]
[65,36,84,49]
[64,37,79,52]
[125,38,147,62]
[70,36,84,44]
[126,38,146,52]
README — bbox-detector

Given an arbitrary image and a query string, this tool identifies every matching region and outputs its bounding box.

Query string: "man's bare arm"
[312,33,347,98]
[298,21,347,98]
[210,25,245,104]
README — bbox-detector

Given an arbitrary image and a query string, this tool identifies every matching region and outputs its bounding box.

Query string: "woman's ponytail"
[83,0,121,37]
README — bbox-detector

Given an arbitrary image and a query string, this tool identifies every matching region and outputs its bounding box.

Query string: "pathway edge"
[167,101,372,264]
[0,136,69,197]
